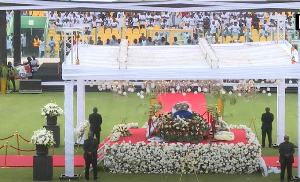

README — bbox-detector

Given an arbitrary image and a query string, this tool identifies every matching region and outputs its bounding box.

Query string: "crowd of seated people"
[4,10,298,57]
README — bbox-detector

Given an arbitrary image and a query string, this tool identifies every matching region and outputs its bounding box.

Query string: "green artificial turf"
[0,92,299,181]
[0,92,298,156]
[0,167,297,182]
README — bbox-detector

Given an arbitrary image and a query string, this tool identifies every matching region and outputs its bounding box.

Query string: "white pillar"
[76,79,85,144]
[298,80,300,177]
[64,80,74,177]
[276,79,285,145]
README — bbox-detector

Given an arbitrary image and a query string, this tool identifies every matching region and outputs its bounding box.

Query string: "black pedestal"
[33,154,53,181]
[43,124,60,148]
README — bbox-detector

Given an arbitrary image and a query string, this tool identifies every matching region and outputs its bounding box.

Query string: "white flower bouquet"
[41,102,64,117]
[111,124,132,137]
[127,122,138,129]
[31,128,55,147]
[110,132,122,141]
[75,120,89,138]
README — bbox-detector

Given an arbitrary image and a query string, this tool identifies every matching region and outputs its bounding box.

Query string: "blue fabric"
[173,110,193,119]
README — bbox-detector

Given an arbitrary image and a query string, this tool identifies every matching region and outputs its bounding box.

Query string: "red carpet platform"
[103,128,247,145]
[0,155,85,167]
[0,129,296,168]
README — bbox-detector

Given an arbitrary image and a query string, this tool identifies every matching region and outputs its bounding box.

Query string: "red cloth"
[158,93,208,120]
[103,128,247,145]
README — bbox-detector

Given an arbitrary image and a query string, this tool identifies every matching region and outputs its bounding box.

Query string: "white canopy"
[62,42,300,80]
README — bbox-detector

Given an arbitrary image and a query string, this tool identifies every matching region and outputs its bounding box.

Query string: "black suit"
[261,112,274,147]
[83,138,98,180]
[279,141,295,181]
[89,112,102,144]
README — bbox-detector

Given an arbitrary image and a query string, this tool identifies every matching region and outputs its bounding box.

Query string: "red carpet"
[0,155,85,167]
[158,93,209,120]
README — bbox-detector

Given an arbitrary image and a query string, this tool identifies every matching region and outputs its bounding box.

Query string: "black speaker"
[19,79,42,93]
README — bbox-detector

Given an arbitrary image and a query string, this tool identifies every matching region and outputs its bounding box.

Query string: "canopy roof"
[62,41,300,80]
[2,0,300,12]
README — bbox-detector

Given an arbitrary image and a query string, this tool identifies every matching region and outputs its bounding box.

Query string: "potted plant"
[0,64,8,95]
[41,102,64,125]
[31,128,55,155]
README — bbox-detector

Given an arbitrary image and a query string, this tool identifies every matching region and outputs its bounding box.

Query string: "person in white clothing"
[153,12,161,26]
[257,12,266,24]
[48,13,56,28]
[39,37,45,58]
[6,36,12,57]
[132,15,139,29]
[221,12,230,25]
[77,14,85,24]
[63,19,72,27]
[245,14,252,30]
[55,19,63,33]
[286,21,294,40]
[231,22,240,37]
[21,34,26,56]
[260,19,270,39]
[30,55,39,74]
[139,12,146,28]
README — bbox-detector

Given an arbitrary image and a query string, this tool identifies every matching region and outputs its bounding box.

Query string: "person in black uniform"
[261,107,274,148]
[83,131,98,181]
[89,107,102,144]
[279,135,295,182]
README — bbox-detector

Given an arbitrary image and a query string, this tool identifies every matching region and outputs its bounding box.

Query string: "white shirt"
[245,17,252,29]
[139,14,146,25]
[21,36,26,47]
[221,13,230,24]
[95,18,103,27]
[154,15,161,25]
[31,59,39,72]
[39,40,45,50]
[132,17,139,27]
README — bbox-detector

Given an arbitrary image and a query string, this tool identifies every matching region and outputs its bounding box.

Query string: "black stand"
[43,124,60,148]
[59,174,80,181]
[33,154,53,181]
[294,176,300,181]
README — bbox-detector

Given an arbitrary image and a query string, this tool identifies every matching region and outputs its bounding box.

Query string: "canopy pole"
[76,79,85,145]
[276,79,285,145]
[64,80,74,177]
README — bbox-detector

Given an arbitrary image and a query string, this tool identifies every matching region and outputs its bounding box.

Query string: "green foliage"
[206,104,220,122]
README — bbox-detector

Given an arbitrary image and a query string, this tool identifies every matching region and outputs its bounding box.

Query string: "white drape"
[76,79,85,145]
[64,81,74,177]
[276,79,285,145]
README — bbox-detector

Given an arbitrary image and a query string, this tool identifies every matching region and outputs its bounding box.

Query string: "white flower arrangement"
[41,102,64,117]
[111,124,132,137]
[31,128,55,148]
[151,112,209,143]
[110,132,122,142]
[104,124,261,174]
[127,123,138,129]
[75,120,89,138]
